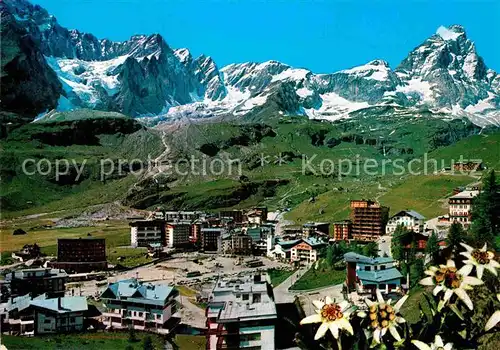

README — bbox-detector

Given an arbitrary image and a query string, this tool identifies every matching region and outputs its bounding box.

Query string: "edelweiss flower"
[412,335,453,350]
[358,289,408,344]
[460,243,499,279]
[485,293,500,331]
[419,259,483,310]
[300,296,354,340]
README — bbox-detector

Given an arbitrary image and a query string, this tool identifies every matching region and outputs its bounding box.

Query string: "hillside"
[2,107,496,220]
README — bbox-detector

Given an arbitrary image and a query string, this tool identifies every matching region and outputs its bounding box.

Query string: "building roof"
[344,252,394,265]
[391,210,425,220]
[101,279,176,306]
[356,268,403,283]
[449,190,480,199]
[6,268,68,280]
[303,222,329,229]
[31,296,88,314]
[276,239,302,249]
[129,219,165,227]
[303,237,326,247]
[218,301,277,322]
[6,293,46,313]
[201,228,225,232]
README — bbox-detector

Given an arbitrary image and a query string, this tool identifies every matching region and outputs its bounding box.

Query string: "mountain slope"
[0,0,499,127]
[0,7,62,118]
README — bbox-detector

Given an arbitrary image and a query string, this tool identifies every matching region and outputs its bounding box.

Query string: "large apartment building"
[6,268,68,299]
[166,222,191,248]
[350,200,389,241]
[52,238,107,273]
[219,210,244,224]
[201,228,226,252]
[129,220,166,247]
[231,233,253,255]
[332,220,352,241]
[101,279,179,334]
[206,274,277,350]
[448,190,480,227]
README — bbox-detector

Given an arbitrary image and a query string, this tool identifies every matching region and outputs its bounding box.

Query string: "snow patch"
[296,87,314,98]
[464,92,496,113]
[45,55,129,107]
[303,92,370,121]
[436,26,463,41]
[340,62,390,81]
[239,95,268,111]
[396,78,434,103]
[271,68,310,82]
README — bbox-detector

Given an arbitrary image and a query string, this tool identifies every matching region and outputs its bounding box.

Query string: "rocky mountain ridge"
[1,0,499,126]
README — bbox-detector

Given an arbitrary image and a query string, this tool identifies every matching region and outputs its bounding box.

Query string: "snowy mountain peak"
[436,25,465,41]
[174,48,192,64]
[339,60,392,82]
[1,0,498,127]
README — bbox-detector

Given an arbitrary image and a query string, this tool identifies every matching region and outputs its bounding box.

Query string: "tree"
[447,222,465,258]
[128,326,138,343]
[362,242,379,257]
[470,170,499,248]
[143,335,154,350]
[410,259,424,287]
[425,231,440,265]
[326,246,334,267]
[391,224,408,263]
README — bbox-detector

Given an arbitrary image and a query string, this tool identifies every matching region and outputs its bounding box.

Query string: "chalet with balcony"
[386,210,425,234]
[100,279,179,334]
[344,252,402,294]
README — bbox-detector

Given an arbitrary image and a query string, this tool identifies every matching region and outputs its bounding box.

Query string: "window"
[139,312,143,317]
[364,266,371,271]
[253,294,261,303]
[44,319,51,324]
[70,317,75,323]
[380,265,386,270]
[242,294,249,301]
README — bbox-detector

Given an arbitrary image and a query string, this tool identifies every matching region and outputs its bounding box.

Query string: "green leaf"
[393,338,406,348]
[458,329,467,339]
[449,303,464,320]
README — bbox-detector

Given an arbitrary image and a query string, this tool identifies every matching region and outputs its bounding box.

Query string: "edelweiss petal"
[389,325,401,341]
[458,264,473,276]
[455,288,473,310]
[329,322,339,339]
[460,242,474,252]
[462,276,483,285]
[315,322,329,340]
[312,300,324,310]
[373,328,381,344]
[411,340,432,350]
[337,317,354,335]
[394,295,408,312]
[420,277,434,286]
[412,335,453,350]
[300,314,322,324]
[485,310,500,331]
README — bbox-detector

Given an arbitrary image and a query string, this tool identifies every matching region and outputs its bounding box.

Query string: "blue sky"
[35,0,500,73]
